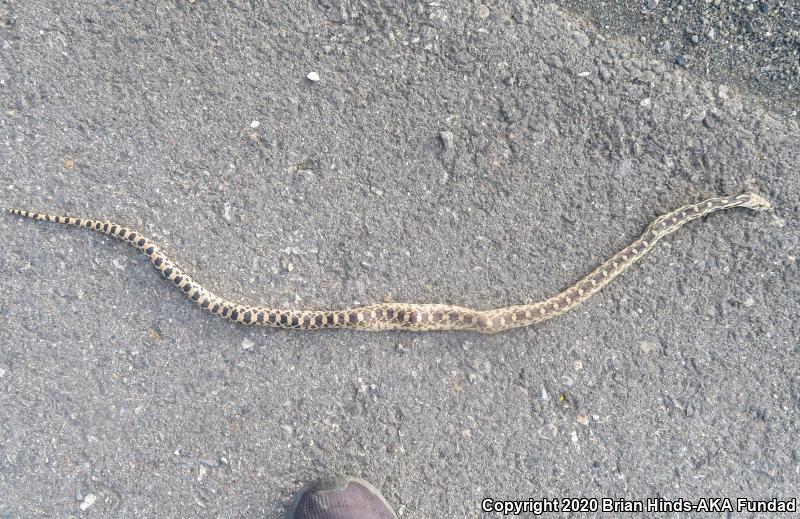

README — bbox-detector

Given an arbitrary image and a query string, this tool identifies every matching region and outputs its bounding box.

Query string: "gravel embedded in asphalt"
[556,0,799,117]
[1,1,798,517]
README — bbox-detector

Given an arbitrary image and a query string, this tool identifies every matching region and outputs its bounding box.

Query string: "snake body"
[8,192,770,333]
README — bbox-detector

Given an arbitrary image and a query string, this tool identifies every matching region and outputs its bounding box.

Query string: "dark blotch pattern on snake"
[8,192,771,333]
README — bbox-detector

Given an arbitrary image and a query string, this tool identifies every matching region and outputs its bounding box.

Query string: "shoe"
[288,475,398,519]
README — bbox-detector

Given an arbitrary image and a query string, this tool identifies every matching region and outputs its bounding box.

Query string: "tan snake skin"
[8,192,770,333]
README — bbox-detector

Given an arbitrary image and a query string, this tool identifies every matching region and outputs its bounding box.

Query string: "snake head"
[739,192,772,211]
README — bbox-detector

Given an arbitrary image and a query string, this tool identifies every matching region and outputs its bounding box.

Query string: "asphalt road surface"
[1,2,798,517]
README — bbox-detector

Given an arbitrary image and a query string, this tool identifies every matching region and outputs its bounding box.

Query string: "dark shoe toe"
[289,476,397,519]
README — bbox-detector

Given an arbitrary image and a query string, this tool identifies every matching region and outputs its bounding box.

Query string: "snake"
[8,191,770,333]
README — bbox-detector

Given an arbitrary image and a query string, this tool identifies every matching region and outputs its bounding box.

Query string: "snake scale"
[9,191,770,333]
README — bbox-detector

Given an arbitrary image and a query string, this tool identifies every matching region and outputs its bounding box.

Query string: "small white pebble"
[639,341,659,354]
[242,338,254,350]
[307,71,320,82]
[571,430,578,443]
[250,120,260,129]
[743,296,755,308]
[281,259,295,273]
[439,131,454,151]
[80,494,97,511]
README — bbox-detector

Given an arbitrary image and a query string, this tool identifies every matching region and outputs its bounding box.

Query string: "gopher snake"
[9,192,770,333]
